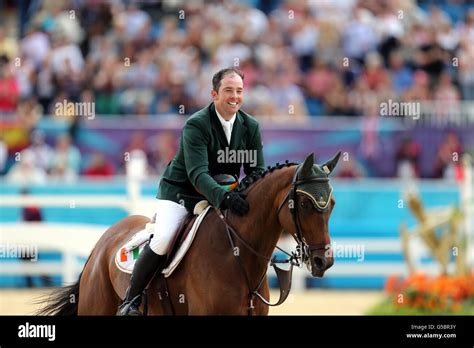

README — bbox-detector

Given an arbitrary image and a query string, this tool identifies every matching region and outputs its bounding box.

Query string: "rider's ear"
[321,151,341,175]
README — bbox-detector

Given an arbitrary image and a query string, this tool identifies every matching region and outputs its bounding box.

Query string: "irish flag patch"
[116,245,144,273]
[120,247,139,262]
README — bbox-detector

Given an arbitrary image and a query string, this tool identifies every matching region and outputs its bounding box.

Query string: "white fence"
[0,223,106,284]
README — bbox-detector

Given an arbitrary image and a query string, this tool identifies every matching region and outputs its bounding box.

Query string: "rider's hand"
[220,192,249,216]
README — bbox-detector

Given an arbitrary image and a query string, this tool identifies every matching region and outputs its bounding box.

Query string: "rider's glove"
[220,191,249,216]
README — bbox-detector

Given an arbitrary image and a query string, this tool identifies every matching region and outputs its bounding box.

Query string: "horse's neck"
[232,167,295,276]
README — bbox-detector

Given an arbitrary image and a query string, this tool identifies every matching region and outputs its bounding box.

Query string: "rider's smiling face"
[211,73,244,120]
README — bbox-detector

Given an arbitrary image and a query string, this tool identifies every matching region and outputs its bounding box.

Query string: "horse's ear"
[321,151,341,175]
[300,153,314,178]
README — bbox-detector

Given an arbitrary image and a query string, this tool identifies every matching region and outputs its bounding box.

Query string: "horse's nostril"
[313,257,325,269]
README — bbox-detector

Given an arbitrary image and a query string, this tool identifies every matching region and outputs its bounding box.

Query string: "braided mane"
[237,160,298,192]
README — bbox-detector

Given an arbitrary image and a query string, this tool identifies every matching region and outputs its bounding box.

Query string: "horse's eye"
[300,200,310,209]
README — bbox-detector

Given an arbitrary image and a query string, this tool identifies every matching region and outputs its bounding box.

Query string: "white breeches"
[148,199,188,255]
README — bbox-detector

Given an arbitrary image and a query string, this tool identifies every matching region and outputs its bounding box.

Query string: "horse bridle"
[276,166,331,264]
[216,164,331,315]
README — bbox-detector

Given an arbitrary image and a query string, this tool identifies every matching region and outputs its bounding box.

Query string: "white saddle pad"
[115,205,211,277]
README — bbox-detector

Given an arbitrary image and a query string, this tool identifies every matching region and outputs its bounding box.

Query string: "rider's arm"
[182,119,227,208]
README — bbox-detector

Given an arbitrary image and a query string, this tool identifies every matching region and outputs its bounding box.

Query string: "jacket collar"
[209,103,247,148]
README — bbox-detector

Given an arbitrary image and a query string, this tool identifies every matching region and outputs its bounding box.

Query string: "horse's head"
[278,152,341,277]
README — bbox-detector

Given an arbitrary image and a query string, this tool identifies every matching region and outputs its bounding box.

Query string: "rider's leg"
[118,200,188,316]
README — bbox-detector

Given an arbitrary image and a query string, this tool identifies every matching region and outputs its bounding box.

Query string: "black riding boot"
[117,243,166,316]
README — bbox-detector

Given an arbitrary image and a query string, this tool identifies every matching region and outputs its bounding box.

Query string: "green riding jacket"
[157,103,265,208]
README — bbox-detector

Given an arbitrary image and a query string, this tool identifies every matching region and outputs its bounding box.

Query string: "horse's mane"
[237,160,298,192]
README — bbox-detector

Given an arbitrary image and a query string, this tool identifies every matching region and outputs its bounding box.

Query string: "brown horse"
[38,152,340,315]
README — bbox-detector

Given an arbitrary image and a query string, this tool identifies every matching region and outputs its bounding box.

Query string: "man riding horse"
[118,67,265,316]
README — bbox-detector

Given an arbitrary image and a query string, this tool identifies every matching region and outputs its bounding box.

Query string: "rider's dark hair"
[212,68,244,92]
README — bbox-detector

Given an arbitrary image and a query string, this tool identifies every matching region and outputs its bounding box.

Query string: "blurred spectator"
[120,131,148,174]
[342,8,378,62]
[395,136,421,178]
[304,58,335,101]
[6,149,47,185]
[458,37,474,100]
[125,131,147,154]
[348,78,378,116]
[20,188,43,222]
[433,71,461,118]
[433,131,463,179]
[49,134,81,182]
[361,52,389,91]
[20,23,51,69]
[117,3,151,42]
[36,52,55,112]
[456,9,474,98]
[323,76,350,116]
[245,83,278,117]
[24,129,53,172]
[335,157,365,178]
[50,33,84,77]
[17,96,43,129]
[92,55,121,115]
[434,71,460,101]
[147,131,178,175]
[0,27,18,60]
[388,50,413,95]
[268,67,308,118]
[360,107,381,161]
[403,70,431,101]
[0,55,19,113]
[83,152,115,177]
[15,53,36,99]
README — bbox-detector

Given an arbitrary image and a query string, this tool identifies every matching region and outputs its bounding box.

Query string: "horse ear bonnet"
[296,153,333,212]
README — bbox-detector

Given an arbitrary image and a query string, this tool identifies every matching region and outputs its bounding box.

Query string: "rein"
[215,208,301,315]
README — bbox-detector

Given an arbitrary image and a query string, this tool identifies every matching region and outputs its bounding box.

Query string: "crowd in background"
[1,0,473,119]
[0,0,472,181]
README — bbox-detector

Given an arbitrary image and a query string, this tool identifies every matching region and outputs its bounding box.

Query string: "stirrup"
[117,294,142,316]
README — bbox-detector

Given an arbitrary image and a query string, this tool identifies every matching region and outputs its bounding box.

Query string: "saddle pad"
[114,205,211,275]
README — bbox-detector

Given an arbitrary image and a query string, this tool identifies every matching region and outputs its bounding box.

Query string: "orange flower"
[427,298,437,310]
[385,274,402,293]
[386,273,474,312]
[413,296,425,309]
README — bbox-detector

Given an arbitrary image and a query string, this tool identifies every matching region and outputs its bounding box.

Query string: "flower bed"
[367,273,474,315]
